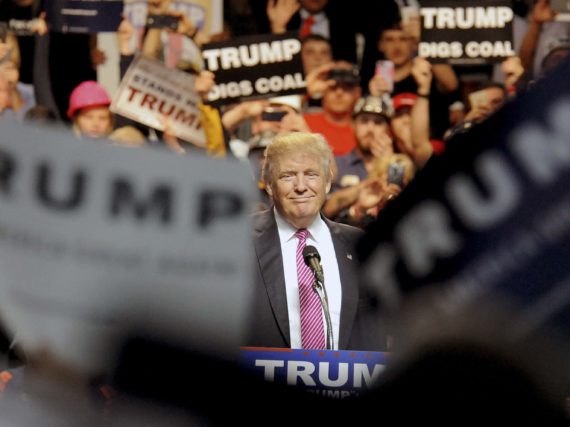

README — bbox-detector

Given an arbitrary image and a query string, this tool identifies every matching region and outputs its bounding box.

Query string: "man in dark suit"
[246,132,385,351]
[254,0,400,91]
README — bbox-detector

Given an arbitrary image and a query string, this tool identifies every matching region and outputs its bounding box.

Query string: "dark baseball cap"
[353,95,393,118]
[328,65,360,86]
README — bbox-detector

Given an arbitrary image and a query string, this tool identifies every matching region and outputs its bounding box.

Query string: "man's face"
[379,29,413,67]
[485,87,505,112]
[301,39,332,74]
[323,82,361,116]
[75,106,112,139]
[300,0,328,14]
[354,113,391,155]
[267,152,331,229]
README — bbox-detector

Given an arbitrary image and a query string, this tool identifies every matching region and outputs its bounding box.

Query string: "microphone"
[303,245,324,284]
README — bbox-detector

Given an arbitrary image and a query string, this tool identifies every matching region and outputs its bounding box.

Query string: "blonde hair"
[262,132,333,185]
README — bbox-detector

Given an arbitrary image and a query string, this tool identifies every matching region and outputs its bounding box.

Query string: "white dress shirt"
[274,209,342,350]
[300,9,330,40]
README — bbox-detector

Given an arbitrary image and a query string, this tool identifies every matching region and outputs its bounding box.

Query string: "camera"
[146,14,180,31]
[261,109,288,122]
[328,67,359,84]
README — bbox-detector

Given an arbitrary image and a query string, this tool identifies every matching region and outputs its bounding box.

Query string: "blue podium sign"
[240,347,389,398]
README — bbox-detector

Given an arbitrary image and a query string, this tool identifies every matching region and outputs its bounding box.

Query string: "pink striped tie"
[295,229,325,349]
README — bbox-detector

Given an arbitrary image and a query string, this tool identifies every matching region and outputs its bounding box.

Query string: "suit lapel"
[325,217,358,350]
[254,210,291,347]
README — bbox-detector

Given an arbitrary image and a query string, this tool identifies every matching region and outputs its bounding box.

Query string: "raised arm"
[267,0,300,34]
[519,0,557,73]
[410,57,434,168]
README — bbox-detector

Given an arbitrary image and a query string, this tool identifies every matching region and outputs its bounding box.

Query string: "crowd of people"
[0,0,566,223]
[1,0,569,423]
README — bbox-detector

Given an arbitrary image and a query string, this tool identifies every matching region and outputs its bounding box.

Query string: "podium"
[240,347,389,398]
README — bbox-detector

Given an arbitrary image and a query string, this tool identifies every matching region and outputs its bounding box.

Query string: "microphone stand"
[312,276,334,350]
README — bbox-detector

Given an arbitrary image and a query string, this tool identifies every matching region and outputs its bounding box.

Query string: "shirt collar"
[274,207,326,244]
[300,9,326,23]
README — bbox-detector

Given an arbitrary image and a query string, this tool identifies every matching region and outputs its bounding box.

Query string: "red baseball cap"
[392,92,417,111]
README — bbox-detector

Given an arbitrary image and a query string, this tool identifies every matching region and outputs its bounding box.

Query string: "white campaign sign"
[0,122,253,373]
[111,55,206,146]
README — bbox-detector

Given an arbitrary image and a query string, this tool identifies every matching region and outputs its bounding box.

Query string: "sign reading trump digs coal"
[419,0,515,65]
[202,32,306,106]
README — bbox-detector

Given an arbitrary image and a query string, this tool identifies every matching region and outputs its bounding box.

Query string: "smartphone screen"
[387,162,405,187]
[261,109,288,122]
[375,60,394,93]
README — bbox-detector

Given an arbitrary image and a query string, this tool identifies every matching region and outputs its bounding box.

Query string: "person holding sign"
[247,132,386,351]
[116,16,226,157]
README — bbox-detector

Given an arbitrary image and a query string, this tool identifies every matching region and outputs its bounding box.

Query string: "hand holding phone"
[146,14,180,31]
[387,162,405,187]
[375,60,394,93]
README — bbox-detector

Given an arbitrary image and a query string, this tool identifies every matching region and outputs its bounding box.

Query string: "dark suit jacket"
[286,5,357,65]
[249,0,400,92]
[249,1,358,64]
[246,209,386,351]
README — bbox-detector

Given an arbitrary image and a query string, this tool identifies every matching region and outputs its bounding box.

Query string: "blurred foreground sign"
[358,59,570,346]
[0,122,254,373]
